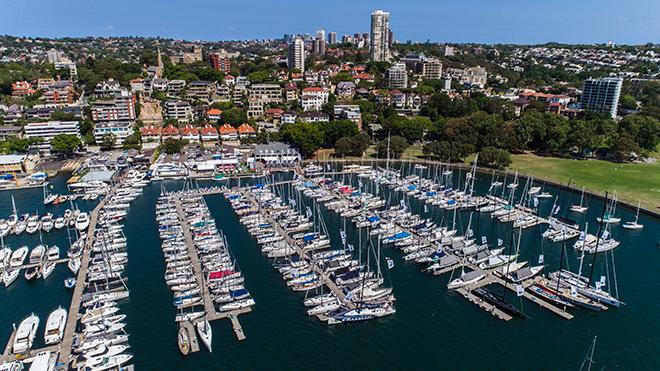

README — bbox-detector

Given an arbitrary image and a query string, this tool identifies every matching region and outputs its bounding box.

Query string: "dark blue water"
[1,170,658,370]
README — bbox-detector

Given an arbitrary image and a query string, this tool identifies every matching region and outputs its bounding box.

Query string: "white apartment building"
[93,121,133,147]
[370,10,390,62]
[165,100,194,123]
[24,121,80,154]
[422,58,443,80]
[287,38,305,72]
[387,63,408,88]
[249,84,282,104]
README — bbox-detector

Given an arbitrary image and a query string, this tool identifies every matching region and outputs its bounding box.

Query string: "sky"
[1,0,659,45]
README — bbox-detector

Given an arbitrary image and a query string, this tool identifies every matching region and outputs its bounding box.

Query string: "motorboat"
[29,245,45,264]
[64,277,76,289]
[44,306,67,344]
[3,269,20,287]
[10,246,28,268]
[41,261,56,279]
[178,326,190,355]
[24,266,40,281]
[25,215,41,234]
[68,257,81,274]
[46,245,60,261]
[84,353,133,370]
[76,212,90,231]
[54,217,66,230]
[12,313,39,354]
[41,214,54,232]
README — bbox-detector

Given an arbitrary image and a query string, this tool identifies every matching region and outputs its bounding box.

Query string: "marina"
[0,163,658,369]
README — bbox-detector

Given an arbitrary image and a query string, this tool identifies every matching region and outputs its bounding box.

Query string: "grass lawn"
[507,154,660,210]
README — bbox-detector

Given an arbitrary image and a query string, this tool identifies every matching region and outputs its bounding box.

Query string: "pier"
[180,322,200,353]
[237,187,356,311]
[172,197,250,341]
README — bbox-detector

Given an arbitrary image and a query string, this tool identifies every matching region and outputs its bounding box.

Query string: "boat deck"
[180,321,200,353]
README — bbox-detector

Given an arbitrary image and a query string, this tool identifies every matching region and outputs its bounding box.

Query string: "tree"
[620,94,638,110]
[162,138,186,154]
[611,133,640,162]
[334,132,370,158]
[279,122,324,158]
[376,135,408,159]
[50,134,81,157]
[422,140,472,162]
[123,131,142,150]
[618,115,660,151]
[100,133,117,150]
[220,108,247,126]
[479,146,511,169]
[319,120,358,147]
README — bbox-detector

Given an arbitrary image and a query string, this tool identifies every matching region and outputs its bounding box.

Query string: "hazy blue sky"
[2,0,659,44]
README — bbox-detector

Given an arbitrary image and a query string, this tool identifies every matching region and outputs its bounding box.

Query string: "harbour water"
[1,169,658,369]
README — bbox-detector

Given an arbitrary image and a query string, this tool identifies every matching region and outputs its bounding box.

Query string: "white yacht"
[44,307,67,345]
[40,214,54,233]
[25,215,41,234]
[196,316,212,353]
[54,217,66,230]
[75,212,90,231]
[447,270,485,290]
[2,269,20,287]
[41,261,56,279]
[46,245,60,261]
[13,314,39,354]
[10,246,29,268]
[29,245,45,264]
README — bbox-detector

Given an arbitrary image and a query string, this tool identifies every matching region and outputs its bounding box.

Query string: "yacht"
[0,221,10,238]
[46,245,60,261]
[68,257,81,274]
[622,201,644,230]
[0,247,11,267]
[41,261,56,279]
[25,215,41,234]
[84,353,133,370]
[41,214,54,233]
[447,270,485,290]
[75,212,90,231]
[44,307,67,345]
[54,216,66,230]
[196,316,213,353]
[29,245,45,264]
[12,314,39,354]
[24,266,40,281]
[10,246,29,267]
[3,269,20,287]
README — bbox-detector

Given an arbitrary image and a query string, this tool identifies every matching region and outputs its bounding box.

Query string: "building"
[187,81,216,102]
[281,111,297,124]
[313,39,326,55]
[207,108,223,121]
[219,124,238,141]
[200,124,219,143]
[180,125,200,142]
[284,83,298,102]
[237,123,256,139]
[24,121,80,153]
[422,58,443,80]
[299,112,329,123]
[387,63,408,88]
[249,84,282,103]
[334,105,362,129]
[209,52,231,73]
[26,106,82,121]
[252,142,300,166]
[247,97,265,119]
[301,87,329,111]
[581,77,623,118]
[91,90,136,123]
[46,49,65,64]
[161,124,180,140]
[93,121,133,147]
[370,10,390,62]
[11,81,37,97]
[43,86,75,105]
[139,125,161,142]
[288,38,305,72]
[444,45,455,56]
[170,47,203,64]
[0,154,37,174]
[130,78,145,92]
[328,32,337,45]
[463,66,488,88]
[336,81,356,99]
[0,126,22,140]
[165,100,194,123]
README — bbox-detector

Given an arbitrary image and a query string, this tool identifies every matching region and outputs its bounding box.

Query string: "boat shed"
[80,169,117,184]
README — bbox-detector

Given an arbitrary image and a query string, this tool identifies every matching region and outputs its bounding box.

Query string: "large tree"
[279,122,324,158]
[376,135,408,159]
[50,134,81,157]
[320,120,358,148]
[100,133,117,150]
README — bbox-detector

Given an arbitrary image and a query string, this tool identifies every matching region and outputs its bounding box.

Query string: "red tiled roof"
[218,123,237,134]
[302,87,324,92]
[265,108,284,115]
[207,108,222,116]
[200,124,218,135]
[161,124,179,136]
[180,125,199,135]
[139,125,161,136]
[237,123,256,133]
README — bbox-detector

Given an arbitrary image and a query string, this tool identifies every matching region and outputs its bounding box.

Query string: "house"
[301,87,328,111]
[284,83,298,102]
[224,75,236,85]
[237,123,257,139]
[180,125,200,142]
[161,124,180,140]
[334,105,362,130]
[139,125,161,142]
[130,78,145,92]
[265,108,284,123]
[336,81,356,99]
[299,112,329,123]
[165,100,193,123]
[187,81,216,102]
[219,123,238,141]
[207,108,223,121]
[200,124,219,143]
[247,97,265,119]
[281,111,297,124]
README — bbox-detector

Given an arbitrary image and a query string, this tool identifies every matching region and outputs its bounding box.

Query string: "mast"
[588,192,609,283]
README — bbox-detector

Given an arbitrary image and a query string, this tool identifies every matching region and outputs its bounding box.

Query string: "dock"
[237,187,356,311]
[171,197,250,345]
[180,321,200,353]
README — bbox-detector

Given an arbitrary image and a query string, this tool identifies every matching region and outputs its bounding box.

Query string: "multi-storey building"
[165,100,194,123]
[387,63,408,88]
[249,84,282,104]
[287,38,305,72]
[422,58,443,80]
[187,81,216,102]
[581,77,623,118]
[91,90,136,122]
[24,121,80,153]
[370,10,390,62]
[209,52,231,73]
[93,121,133,147]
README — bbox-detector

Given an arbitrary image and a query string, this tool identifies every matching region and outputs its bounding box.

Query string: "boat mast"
[588,192,609,283]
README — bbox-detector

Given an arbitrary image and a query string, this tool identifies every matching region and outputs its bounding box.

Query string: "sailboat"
[507,171,519,189]
[596,195,621,224]
[622,200,643,230]
[570,187,588,213]
[43,184,58,205]
[196,316,213,352]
